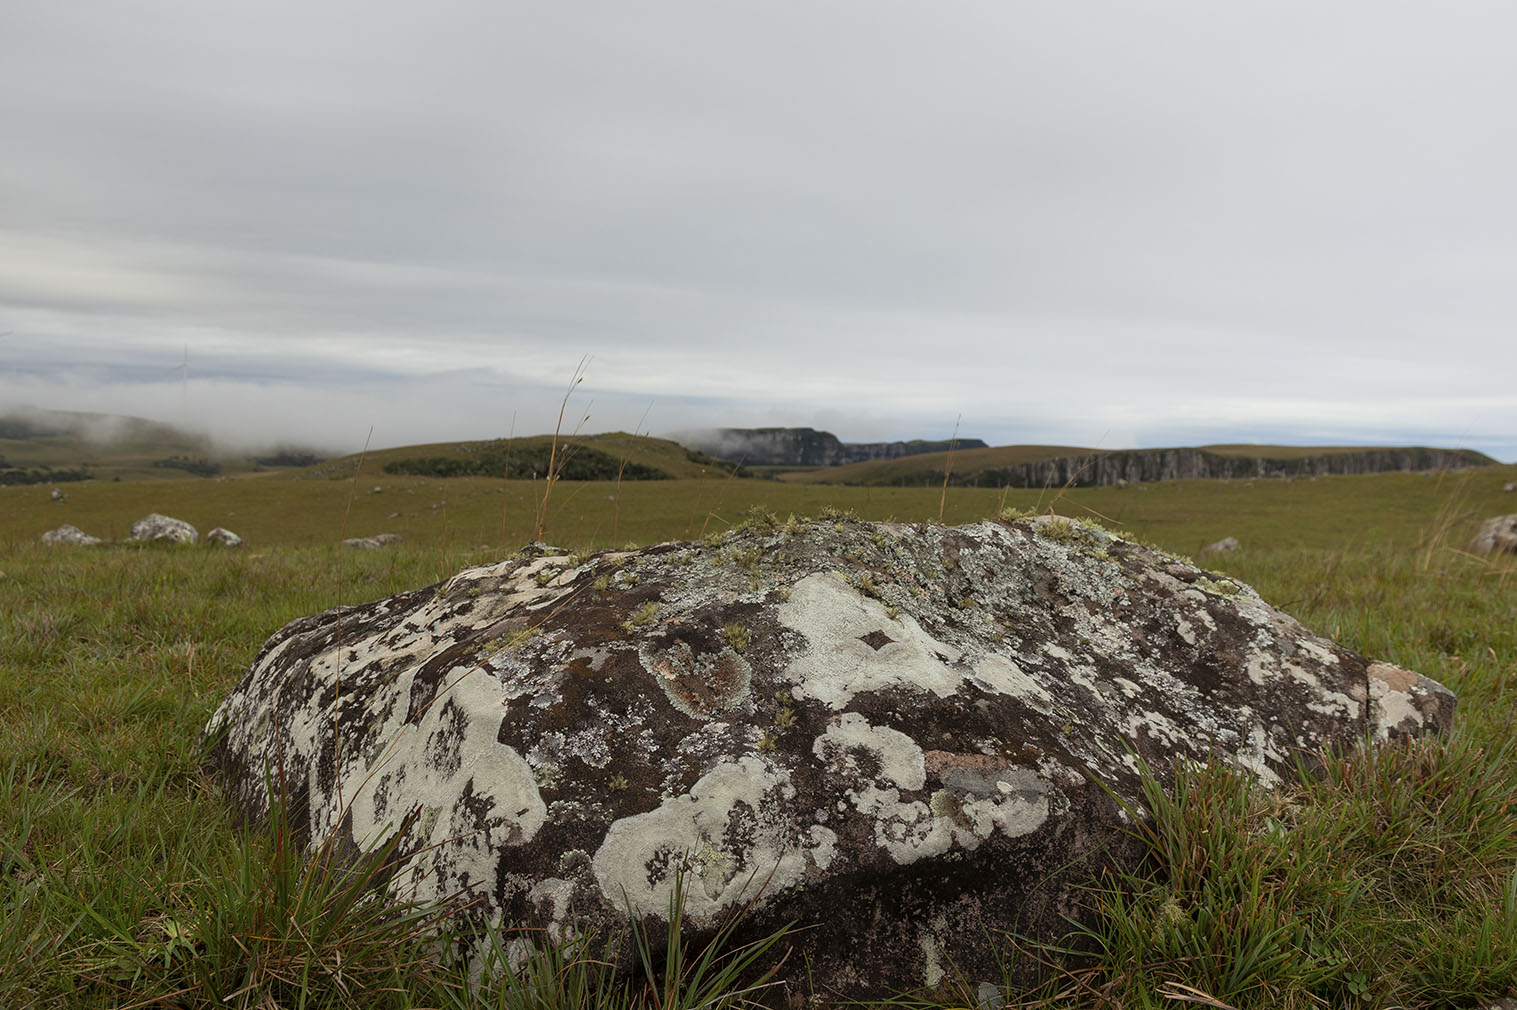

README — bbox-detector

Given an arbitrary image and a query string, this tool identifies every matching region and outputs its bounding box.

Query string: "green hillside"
[313,432,745,482]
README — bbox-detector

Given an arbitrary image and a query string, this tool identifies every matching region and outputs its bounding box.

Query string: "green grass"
[3,461,1517,1007]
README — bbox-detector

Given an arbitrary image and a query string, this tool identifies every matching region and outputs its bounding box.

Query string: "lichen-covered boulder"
[127,513,198,544]
[41,523,102,546]
[203,515,1454,999]
[206,527,244,548]
[1470,514,1517,555]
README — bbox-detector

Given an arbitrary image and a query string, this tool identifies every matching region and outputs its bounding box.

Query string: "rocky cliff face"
[682,427,988,466]
[923,446,1494,489]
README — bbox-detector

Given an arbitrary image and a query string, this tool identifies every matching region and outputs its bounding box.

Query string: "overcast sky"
[2,3,1514,460]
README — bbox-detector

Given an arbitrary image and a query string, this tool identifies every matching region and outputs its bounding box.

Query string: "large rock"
[1470,514,1517,555]
[204,516,1454,999]
[127,513,198,545]
[41,524,102,546]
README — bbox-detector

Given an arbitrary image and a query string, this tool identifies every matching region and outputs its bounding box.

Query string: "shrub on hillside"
[383,444,670,481]
[0,464,93,486]
[152,455,222,477]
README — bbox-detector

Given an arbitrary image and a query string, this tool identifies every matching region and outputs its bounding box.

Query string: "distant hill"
[311,432,747,482]
[779,443,1498,487]
[0,407,328,483]
[676,427,988,467]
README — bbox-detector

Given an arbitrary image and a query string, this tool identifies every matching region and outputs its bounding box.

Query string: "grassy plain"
[3,460,1517,1007]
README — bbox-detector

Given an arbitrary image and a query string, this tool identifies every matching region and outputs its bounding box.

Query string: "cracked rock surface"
[204,515,1454,999]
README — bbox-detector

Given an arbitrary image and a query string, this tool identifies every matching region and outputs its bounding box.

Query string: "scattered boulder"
[127,513,199,545]
[1503,482,1516,493]
[41,524,102,546]
[50,487,67,502]
[342,533,403,549]
[206,527,245,548]
[1469,515,1517,556]
[1203,536,1240,553]
[204,517,1453,1000]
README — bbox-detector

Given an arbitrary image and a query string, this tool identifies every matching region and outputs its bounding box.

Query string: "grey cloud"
[1,3,1514,460]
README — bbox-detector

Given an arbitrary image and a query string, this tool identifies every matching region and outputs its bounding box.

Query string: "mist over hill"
[0,406,333,482]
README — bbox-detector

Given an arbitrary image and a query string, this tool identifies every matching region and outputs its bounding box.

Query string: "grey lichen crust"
[203,516,1454,999]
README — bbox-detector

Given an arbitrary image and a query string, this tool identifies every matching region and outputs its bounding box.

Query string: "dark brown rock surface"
[204,515,1454,999]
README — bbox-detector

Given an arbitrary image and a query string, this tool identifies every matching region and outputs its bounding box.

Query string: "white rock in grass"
[127,513,198,545]
[41,524,102,546]
[342,533,403,549]
[206,527,244,548]
[1469,514,1517,555]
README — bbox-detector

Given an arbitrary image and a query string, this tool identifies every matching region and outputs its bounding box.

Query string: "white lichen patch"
[343,669,548,901]
[591,756,823,922]
[815,714,1050,864]
[1231,723,1286,787]
[776,573,964,708]
[1175,615,1199,646]
[814,713,927,790]
[967,653,1055,710]
[1367,663,1427,738]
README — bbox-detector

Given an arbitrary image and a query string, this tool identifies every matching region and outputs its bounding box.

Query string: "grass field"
[4,459,1517,1008]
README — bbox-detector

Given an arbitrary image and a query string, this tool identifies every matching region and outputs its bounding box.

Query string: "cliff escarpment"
[680,427,988,467]
[892,446,1496,488]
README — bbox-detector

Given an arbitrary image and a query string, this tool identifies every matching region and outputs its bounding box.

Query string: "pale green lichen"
[1195,576,1241,597]
[928,788,963,821]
